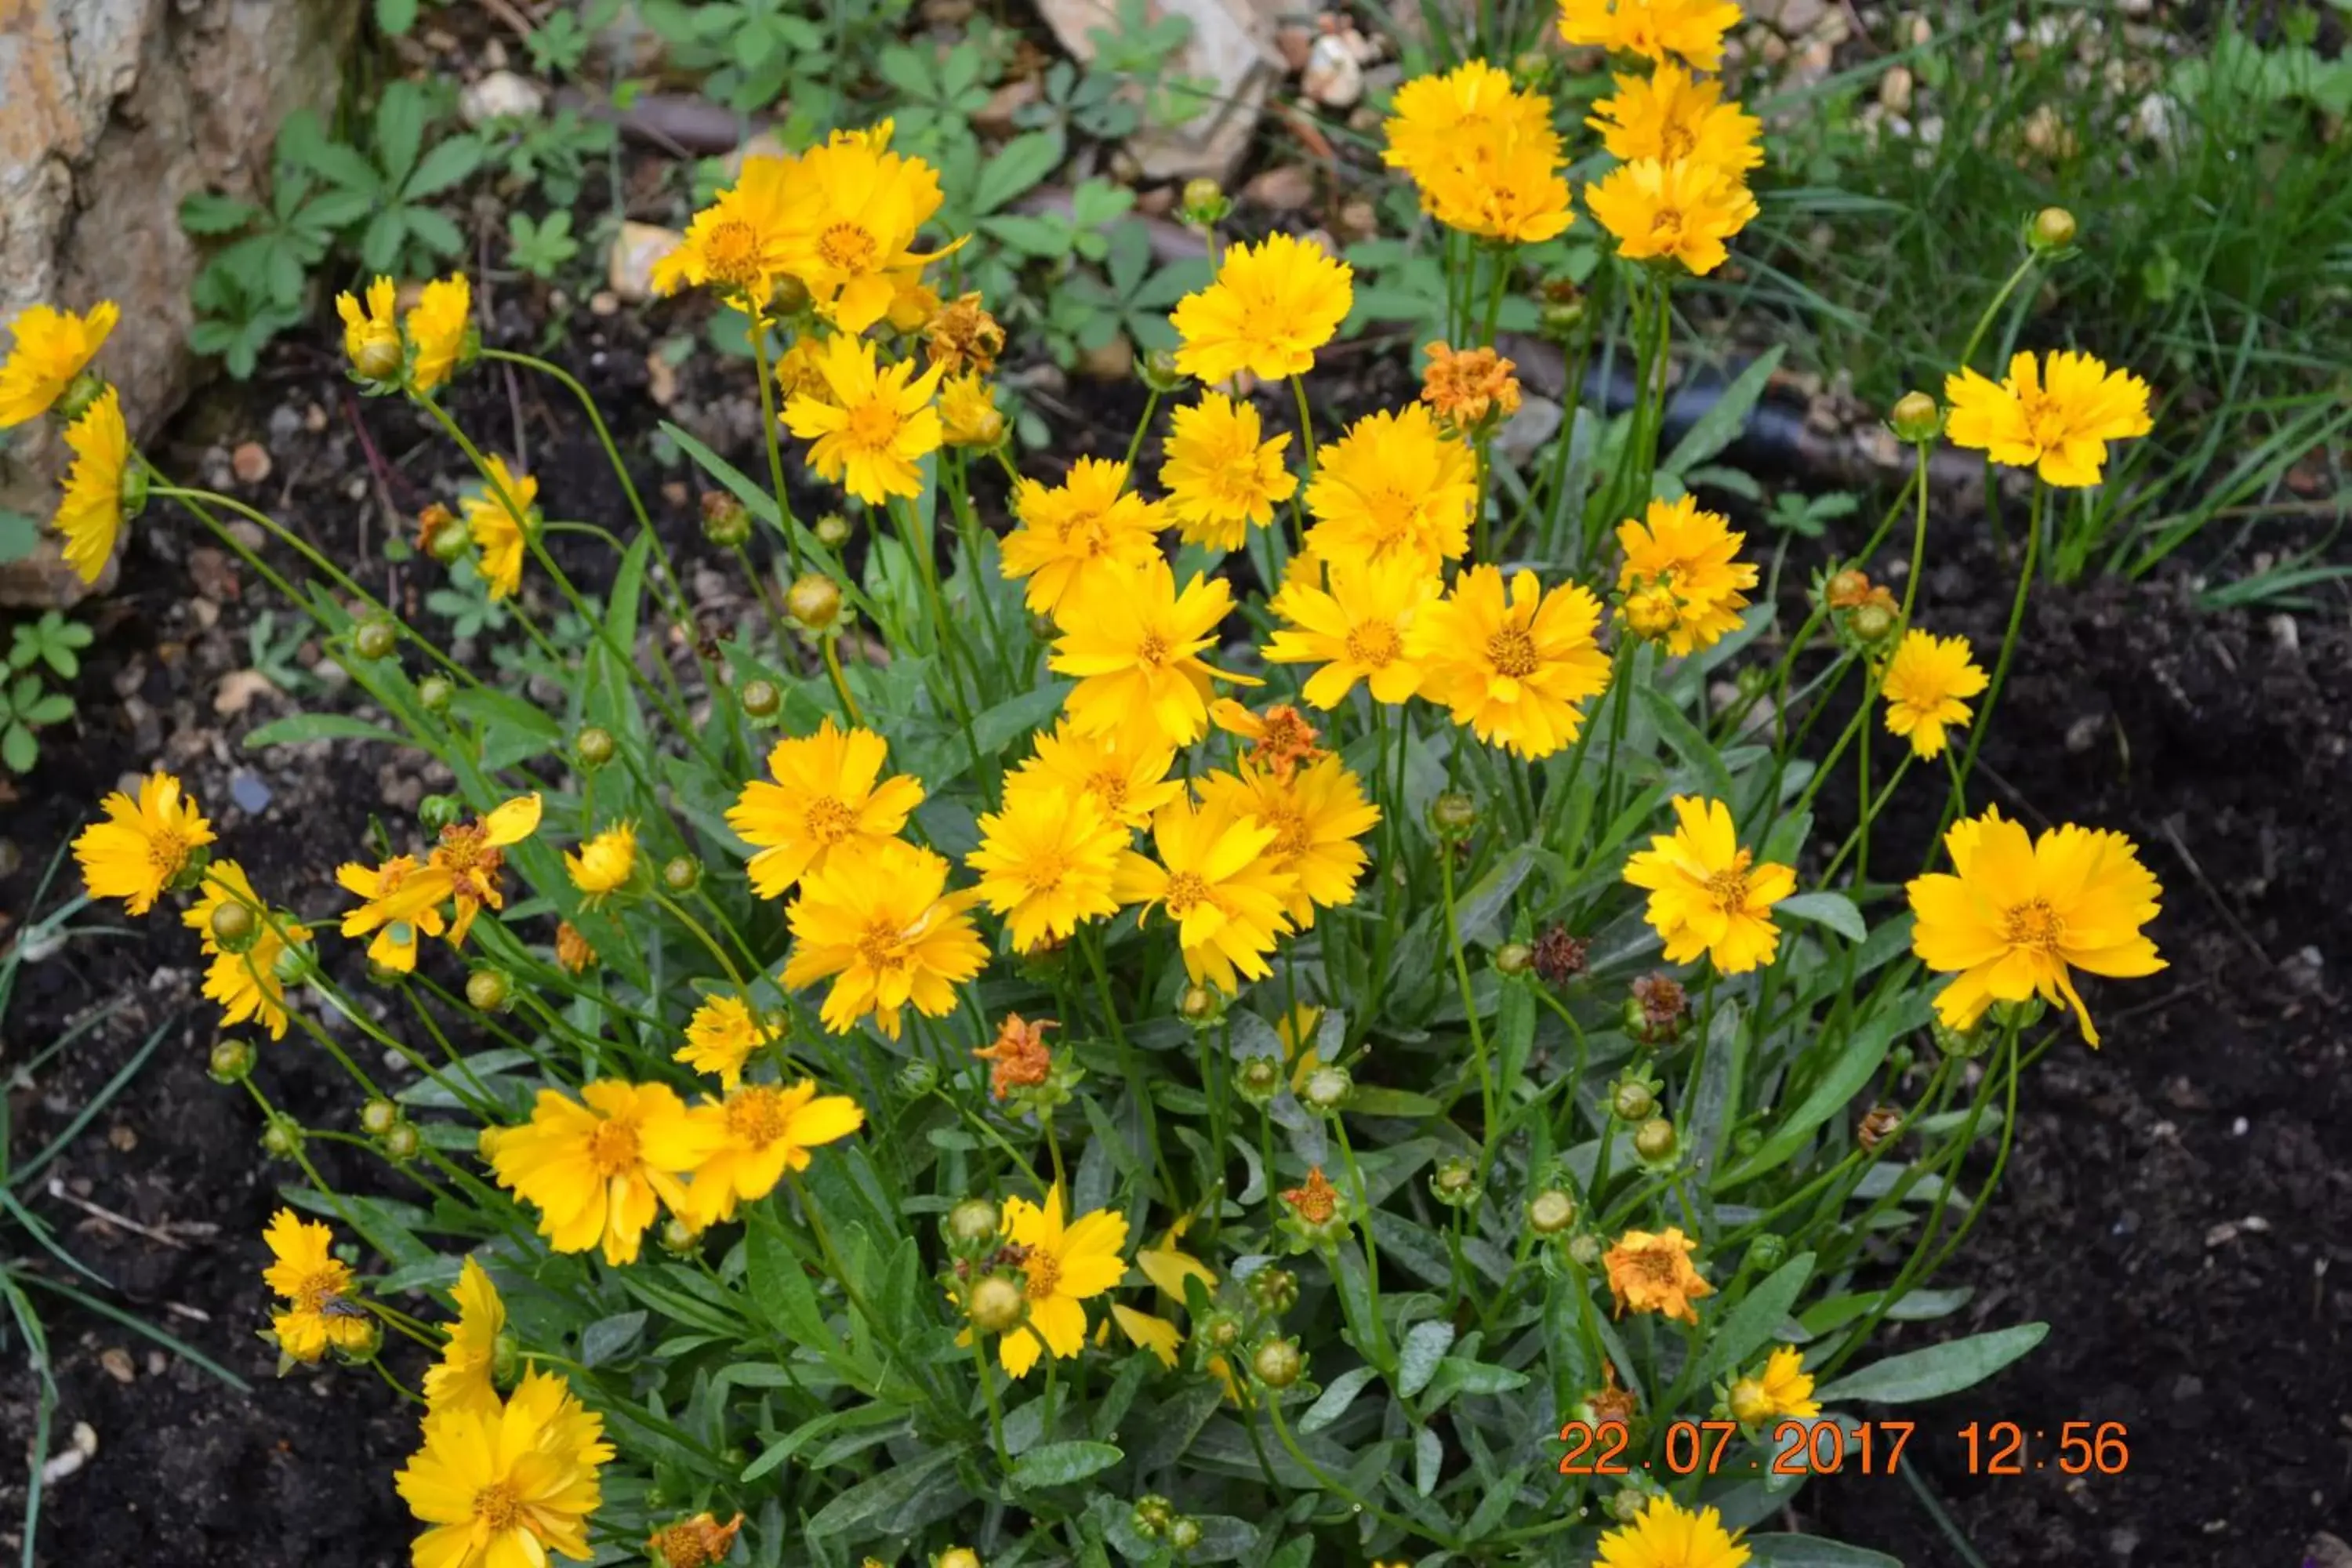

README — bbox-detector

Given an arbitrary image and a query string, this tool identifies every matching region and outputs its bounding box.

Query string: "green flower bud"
[738,678,781,719]
[1527,1188,1578,1235]
[1849,601,1896,645]
[1247,1265,1298,1315]
[207,1039,256,1084]
[382,1121,423,1162]
[1199,1309,1243,1351]
[491,1330,521,1387]
[1166,1517,1203,1554]
[659,1217,701,1256]
[897,1057,939,1095]
[1634,1116,1678,1164]
[57,372,109,425]
[425,511,473,565]
[419,793,464,833]
[416,675,455,713]
[1429,1155,1481,1208]
[1301,1064,1352,1113]
[1888,390,1942,444]
[1932,1014,1990,1058]
[946,1197,1002,1247]
[466,968,512,1013]
[1747,1232,1788,1272]
[1178,179,1231,228]
[1495,941,1534,977]
[1429,789,1479,840]
[1177,983,1223,1027]
[967,1274,1025,1334]
[1235,1055,1283,1105]
[1250,1338,1304,1388]
[1140,347,1186,394]
[2029,205,2078,253]
[1610,1079,1657,1123]
[208,898,258,954]
[699,491,753,547]
[271,940,316,986]
[352,618,398,662]
[661,855,702,893]
[814,512,852,549]
[575,726,616,769]
[1566,1232,1603,1269]
[1131,1495,1175,1539]
[359,1098,400,1138]
[787,572,844,631]
[260,1116,305,1161]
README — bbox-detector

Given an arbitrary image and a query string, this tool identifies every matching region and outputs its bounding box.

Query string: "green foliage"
[507,211,584,281]
[0,613,86,775]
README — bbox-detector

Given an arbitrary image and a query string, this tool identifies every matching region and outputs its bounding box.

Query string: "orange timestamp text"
[1556,1419,2131,1478]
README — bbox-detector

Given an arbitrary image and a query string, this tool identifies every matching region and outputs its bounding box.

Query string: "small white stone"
[459,70,546,126]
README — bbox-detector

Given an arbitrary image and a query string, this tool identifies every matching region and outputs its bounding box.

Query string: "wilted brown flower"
[1420,340,1522,431]
[1247,704,1326,782]
[1855,1104,1903,1153]
[927,292,1007,376]
[974,1013,1054,1099]
[1631,972,1687,1041]
[648,1512,745,1568]
[1281,1166,1340,1225]
[554,920,597,976]
[1585,1359,1639,1425]
[1531,923,1590,985]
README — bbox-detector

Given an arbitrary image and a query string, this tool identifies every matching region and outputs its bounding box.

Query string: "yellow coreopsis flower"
[1603,1225,1714,1323]
[655,154,807,303]
[53,386,133,585]
[74,770,212,916]
[405,274,473,394]
[782,334,945,503]
[728,717,926,898]
[565,822,637,906]
[491,1081,720,1265]
[185,862,310,1040]
[1108,1303,1185,1368]
[1381,60,1559,187]
[0,301,118,427]
[1881,629,1989,760]
[1907,806,2165,1046]
[1171,232,1353,385]
[1622,796,1795,975]
[938,371,1004,448]
[1615,495,1759,656]
[1408,565,1611,760]
[1414,123,1575,244]
[683,1080,866,1226]
[989,1185,1129,1377]
[999,456,1166,615]
[1588,63,1763,171]
[1011,721,1184,831]
[262,1208,375,1363]
[1596,1495,1751,1568]
[396,1368,611,1568]
[1160,392,1297,551]
[1559,0,1742,71]
[1051,558,1250,754]
[1264,554,1438,709]
[461,456,538,601]
[1584,158,1759,275]
[1944,350,2154,488]
[336,276,405,383]
[782,838,988,1039]
[675,994,776,1088]
[1304,405,1479,572]
[1194,757,1377,931]
[1113,793,1298,993]
[781,122,964,334]
[335,853,448,972]
[1728,1345,1820,1425]
[967,781,1131,952]
[428,793,543,946]
[422,1258,506,1417]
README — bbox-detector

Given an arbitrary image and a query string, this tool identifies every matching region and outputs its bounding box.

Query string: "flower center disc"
[588,1119,640,1176]
[1486,627,1541,678]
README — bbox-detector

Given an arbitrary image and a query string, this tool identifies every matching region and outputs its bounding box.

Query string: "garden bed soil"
[2,318,2347,1566]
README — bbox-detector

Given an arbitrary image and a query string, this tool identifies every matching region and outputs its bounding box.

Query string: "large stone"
[0,0,355,607]
[1029,0,1287,183]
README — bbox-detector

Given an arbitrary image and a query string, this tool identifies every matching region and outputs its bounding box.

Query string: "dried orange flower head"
[1855,1104,1903,1153]
[1281,1167,1340,1225]
[648,1512,746,1568]
[1631,971,1686,1039]
[975,1013,1056,1099]
[1531,924,1590,984]
[1248,704,1326,780]
[927,292,1006,376]
[1586,1360,1639,1425]
[1420,341,1522,431]
[1603,1226,1714,1324]
[1824,568,1874,610]
[416,503,459,554]
[554,920,597,976]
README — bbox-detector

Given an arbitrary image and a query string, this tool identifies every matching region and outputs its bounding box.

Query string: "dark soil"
[4,300,2348,1566]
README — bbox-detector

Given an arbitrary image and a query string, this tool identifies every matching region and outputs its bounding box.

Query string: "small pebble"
[230,442,272,485]
[107,1124,136,1152]
[2230,1116,2249,1136]
[229,769,274,815]
[100,1347,136,1384]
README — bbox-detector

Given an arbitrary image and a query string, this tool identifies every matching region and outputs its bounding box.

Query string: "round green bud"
[419,793,464,833]
[1177,983,1222,1026]
[1250,1338,1304,1388]
[359,1098,400,1138]
[1200,1310,1243,1351]
[739,678,780,719]
[1888,1044,1916,1076]
[1166,1517,1203,1554]
[967,1274,1025,1334]
[1301,1064,1352,1112]
[1747,1232,1788,1272]
[787,572,844,631]
[382,1121,423,1162]
[1527,1188,1578,1235]
[1178,178,1231,228]
[1430,1156,1480,1207]
[1235,1055,1283,1104]
[1429,790,1479,840]
[1634,1116,1678,1163]
[1495,941,1534,977]
[1849,602,1896,645]
[416,675,455,713]
[208,898,258,953]
[1888,390,1941,445]
[426,514,474,565]
[897,1057,939,1095]
[1931,1014,1989,1058]
[699,492,753,547]
[2030,205,2078,252]
[1247,1265,1298,1315]
[1131,1495,1175,1539]
[260,1116,304,1160]
[491,1330,521,1387]
[352,619,398,662]
[207,1039,256,1084]
[814,512,853,549]
[1732,1127,1762,1156]
[575,726,616,769]
[1541,296,1588,338]
[946,1197,1002,1247]
[1140,347,1186,394]
[1610,1080,1656,1123]
[661,855,702,893]
[1566,1232,1603,1269]
[1608,1484,1650,1523]
[466,968,512,1013]
[659,1218,701,1256]
[271,941,316,986]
